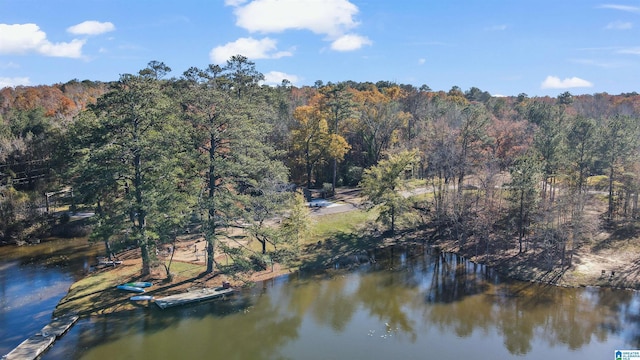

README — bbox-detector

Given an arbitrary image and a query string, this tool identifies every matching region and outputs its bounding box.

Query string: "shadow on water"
[70,295,254,347]
[47,281,304,360]
[2,237,102,277]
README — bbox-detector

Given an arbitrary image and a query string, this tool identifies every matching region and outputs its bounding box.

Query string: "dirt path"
[570,240,640,289]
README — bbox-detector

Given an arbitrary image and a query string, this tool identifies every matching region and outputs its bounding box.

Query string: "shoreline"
[428,234,640,292]
[52,223,640,319]
[9,234,633,360]
[49,186,640,319]
[49,186,640,318]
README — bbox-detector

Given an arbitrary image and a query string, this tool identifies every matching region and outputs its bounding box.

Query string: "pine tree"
[180,56,288,273]
[71,62,189,275]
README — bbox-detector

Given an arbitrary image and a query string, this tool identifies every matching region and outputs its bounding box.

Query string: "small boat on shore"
[130,295,154,301]
[155,287,234,309]
[98,260,122,266]
[125,282,153,288]
[116,285,145,293]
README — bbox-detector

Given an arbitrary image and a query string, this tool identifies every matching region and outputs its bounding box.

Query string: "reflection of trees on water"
[415,249,636,355]
[288,246,640,356]
[224,296,301,360]
[355,273,417,342]
[490,283,627,354]
[287,271,418,339]
[49,245,640,359]
[309,276,358,331]
[597,287,640,349]
[425,252,492,304]
[358,246,640,356]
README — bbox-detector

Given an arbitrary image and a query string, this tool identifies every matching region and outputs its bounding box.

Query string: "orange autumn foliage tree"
[351,85,411,167]
[290,101,350,188]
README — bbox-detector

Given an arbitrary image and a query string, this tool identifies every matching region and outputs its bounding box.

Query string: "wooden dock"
[155,287,235,309]
[4,315,78,360]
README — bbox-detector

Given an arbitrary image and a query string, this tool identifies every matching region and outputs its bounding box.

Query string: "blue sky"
[1,0,640,96]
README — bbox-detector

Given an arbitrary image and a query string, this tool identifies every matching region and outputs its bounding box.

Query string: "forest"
[2,56,640,277]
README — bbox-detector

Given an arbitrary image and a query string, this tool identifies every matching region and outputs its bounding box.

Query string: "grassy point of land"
[53,206,379,318]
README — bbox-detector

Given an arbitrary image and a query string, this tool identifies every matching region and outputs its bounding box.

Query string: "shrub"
[322,183,334,198]
[344,166,363,186]
[59,212,71,224]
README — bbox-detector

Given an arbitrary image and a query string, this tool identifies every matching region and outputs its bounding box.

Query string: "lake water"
[0,237,101,356]
[13,245,637,360]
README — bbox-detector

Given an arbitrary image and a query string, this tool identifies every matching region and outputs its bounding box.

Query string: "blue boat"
[130,295,154,301]
[116,285,145,293]
[125,282,153,288]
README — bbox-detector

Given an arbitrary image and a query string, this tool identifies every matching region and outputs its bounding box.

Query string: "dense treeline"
[0,80,108,243]
[2,57,640,276]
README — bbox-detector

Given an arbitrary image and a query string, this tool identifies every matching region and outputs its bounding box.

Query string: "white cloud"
[598,4,640,13]
[38,39,85,57]
[225,0,370,52]
[0,24,47,54]
[262,71,300,86]
[0,77,30,88]
[209,37,293,63]
[231,0,359,37]
[418,58,426,65]
[67,21,115,35]
[0,23,85,58]
[605,21,632,30]
[541,76,594,89]
[330,34,372,51]
[618,47,640,55]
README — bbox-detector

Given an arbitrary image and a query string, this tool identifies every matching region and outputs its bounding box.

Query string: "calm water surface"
[35,246,640,360]
[0,237,101,355]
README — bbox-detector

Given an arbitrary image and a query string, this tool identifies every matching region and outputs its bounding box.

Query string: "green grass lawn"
[54,263,141,316]
[306,209,378,245]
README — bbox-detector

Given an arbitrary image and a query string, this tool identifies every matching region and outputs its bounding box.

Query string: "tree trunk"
[133,139,151,275]
[518,189,524,254]
[390,204,395,235]
[332,158,337,194]
[608,163,615,222]
[206,239,215,273]
[607,133,618,222]
[206,134,217,274]
[305,143,312,189]
[163,234,177,280]
[104,239,113,261]
[139,242,151,276]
